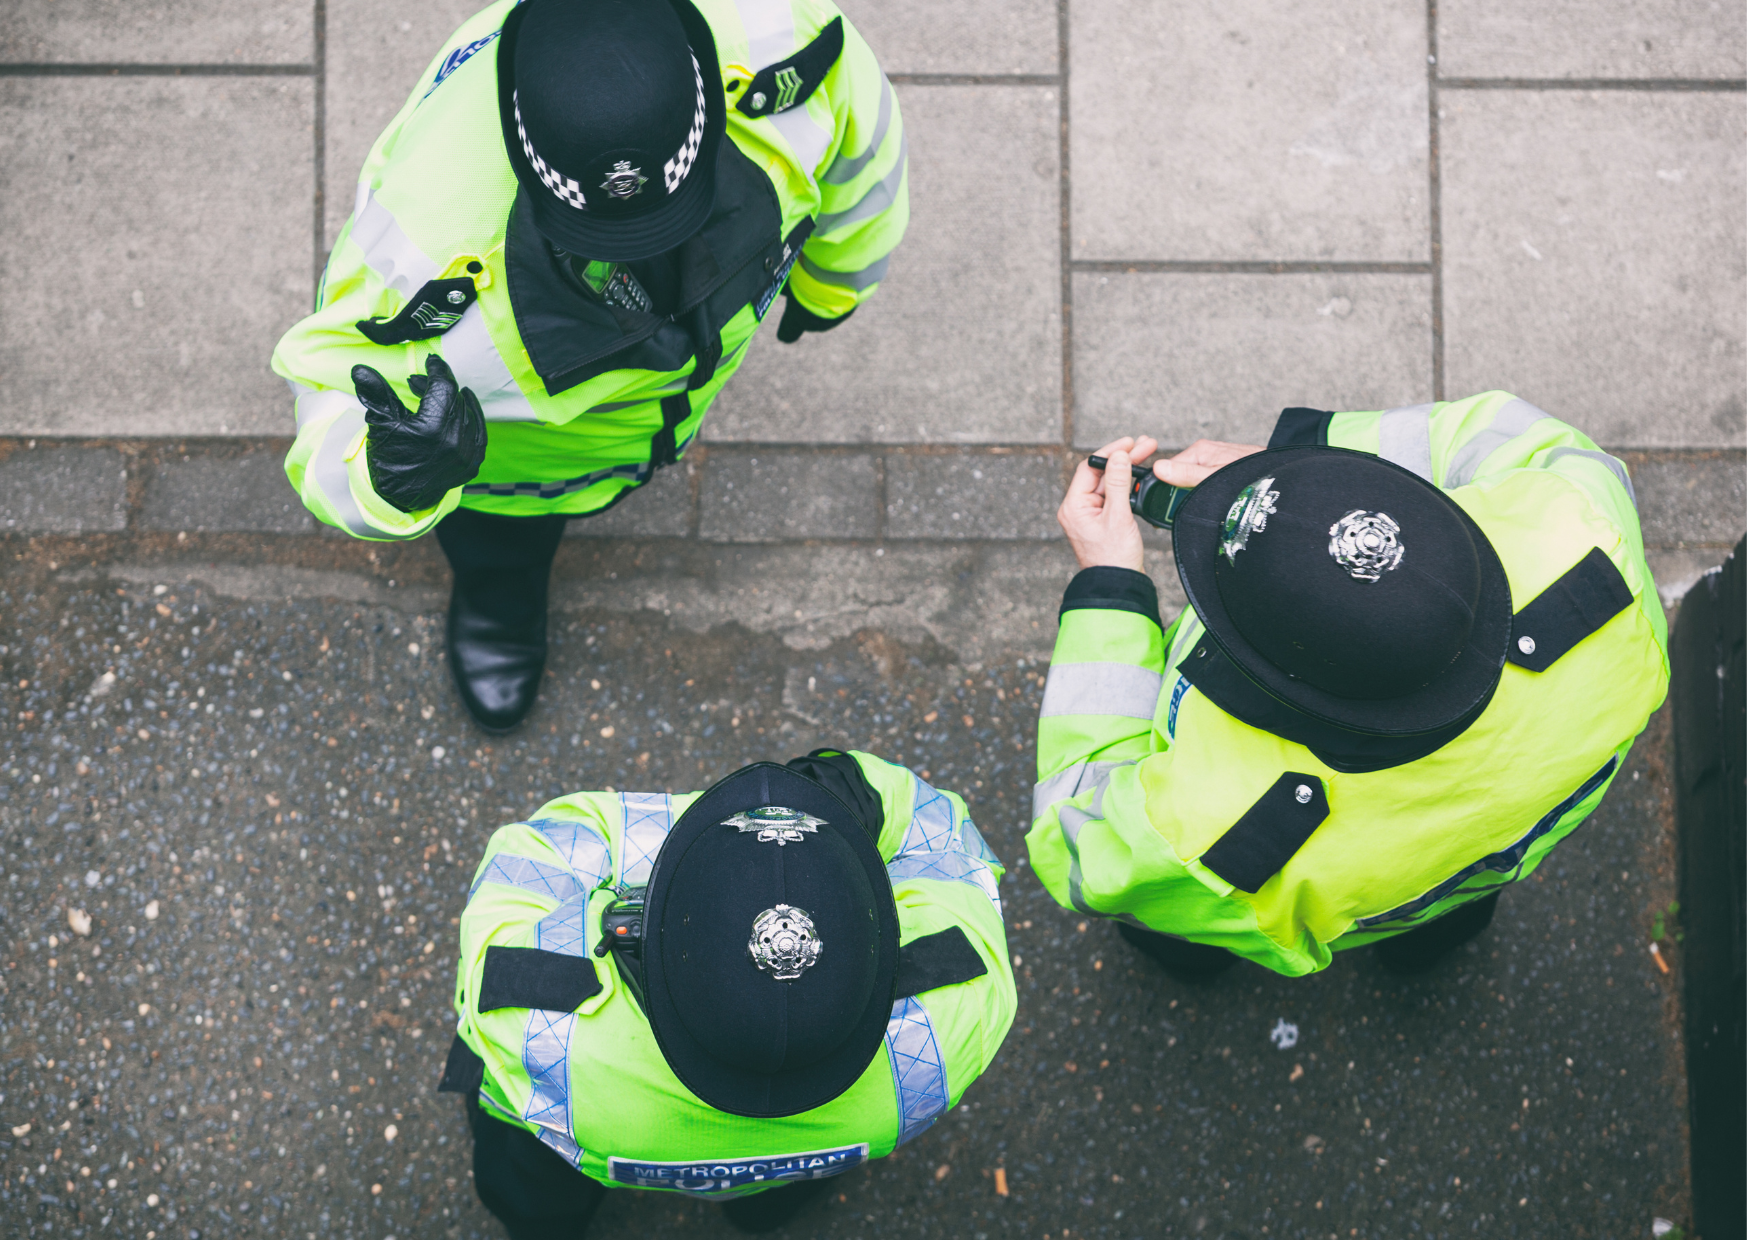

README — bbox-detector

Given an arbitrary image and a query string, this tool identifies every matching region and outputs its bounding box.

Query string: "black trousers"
[468,1095,605,1240]
[436,508,569,577]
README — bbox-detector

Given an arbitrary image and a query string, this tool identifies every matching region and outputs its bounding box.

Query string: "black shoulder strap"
[895,927,988,999]
[437,1033,486,1095]
[477,944,602,1014]
[736,16,844,119]
[1198,773,1331,893]
[1507,547,1634,672]
[356,276,478,344]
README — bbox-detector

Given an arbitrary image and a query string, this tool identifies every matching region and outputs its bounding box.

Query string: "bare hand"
[1151,439,1265,487]
[1058,436,1159,572]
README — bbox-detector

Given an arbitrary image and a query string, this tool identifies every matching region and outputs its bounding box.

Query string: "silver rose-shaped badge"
[747,904,823,981]
[1221,475,1280,564]
[1328,509,1404,581]
[722,805,825,845]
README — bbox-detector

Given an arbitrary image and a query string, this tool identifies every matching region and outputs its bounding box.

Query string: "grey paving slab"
[0,78,313,438]
[1627,452,1747,547]
[698,449,879,541]
[1070,0,1430,262]
[139,450,312,534]
[0,0,310,65]
[324,0,481,249]
[1439,0,1747,80]
[836,0,1057,76]
[1073,271,1433,449]
[563,461,692,539]
[0,446,126,533]
[885,452,1064,539]
[1442,91,1746,448]
[708,85,1063,445]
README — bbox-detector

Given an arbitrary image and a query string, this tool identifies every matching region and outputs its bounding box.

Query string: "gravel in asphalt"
[0,554,1690,1240]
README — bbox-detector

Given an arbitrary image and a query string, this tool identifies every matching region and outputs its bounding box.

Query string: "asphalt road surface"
[0,551,1689,1240]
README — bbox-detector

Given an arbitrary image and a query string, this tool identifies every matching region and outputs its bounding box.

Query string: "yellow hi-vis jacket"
[271,0,906,540]
[1026,393,1669,976]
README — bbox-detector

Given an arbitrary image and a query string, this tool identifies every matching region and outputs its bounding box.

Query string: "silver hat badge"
[1221,475,1280,564]
[747,904,823,981]
[722,805,824,846]
[600,160,648,199]
[1328,509,1405,581]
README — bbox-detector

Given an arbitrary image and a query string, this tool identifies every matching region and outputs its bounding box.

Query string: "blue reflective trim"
[888,850,1001,912]
[530,818,613,891]
[521,1008,584,1167]
[1166,675,1191,739]
[620,792,675,886]
[534,893,592,957]
[470,853,584,904]
[884,997,948,1146]
[1355,757,1619,928]
[422,30,502,100]
[901,777,956,854]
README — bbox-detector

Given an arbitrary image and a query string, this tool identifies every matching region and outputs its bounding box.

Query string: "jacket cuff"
[1268,407,1334,448]
[1060,567,1162,630]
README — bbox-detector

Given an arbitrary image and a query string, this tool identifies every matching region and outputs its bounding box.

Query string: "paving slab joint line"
[886,74,1061,87]
[1426,0,1445,401]
[1056,0,1074,453]
[1438,77,1747,92]
[1071,260,1434,275]
[0,63,314,76]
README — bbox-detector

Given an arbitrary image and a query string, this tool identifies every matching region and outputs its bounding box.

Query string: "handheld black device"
[1087,454,1192,530]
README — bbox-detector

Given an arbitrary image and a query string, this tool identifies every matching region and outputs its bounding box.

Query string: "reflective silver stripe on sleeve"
[1040,662,1163,720]
[822,75,894,185]
[815,132,908,235]
[530,818,613,891]
[1543,446,1637,508]
[1377,402,1434,482]
[1056,784,1108,917]
[351,186,438,296]
[886,850,1001,911]
[441,303,539,423]
[307,407,381,540]
[468,851,585,904]
[1443,398,1552,488]
[533,892,591,956]
[799,252,889,292]
[1032,759,1136,824]
[292,386,362,433]
[900,776,957,854]
[521,1008,584,1167]
[885,996,948,1146]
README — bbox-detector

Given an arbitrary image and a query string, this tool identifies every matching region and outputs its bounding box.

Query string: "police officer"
[439,749,1014,1235]
[273,0,906,731]
[1029,392,1667,976]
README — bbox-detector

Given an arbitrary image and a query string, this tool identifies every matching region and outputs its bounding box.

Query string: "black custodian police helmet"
[1171,447,1514,770]
[497,0,726,261]
[637,763,899,1118]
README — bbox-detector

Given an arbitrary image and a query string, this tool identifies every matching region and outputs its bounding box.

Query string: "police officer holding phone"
[1032,395,1668,977]
[441,749,1014,1236]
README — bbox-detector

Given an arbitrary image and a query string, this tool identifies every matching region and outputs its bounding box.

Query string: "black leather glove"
[775,291,853,344]
[351,354,487,513]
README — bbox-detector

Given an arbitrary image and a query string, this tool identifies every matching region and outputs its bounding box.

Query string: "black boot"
[436,508,568,733]
[1115,921,1239,980]
[721,1177,833,1234]
[1375,890,1500,975]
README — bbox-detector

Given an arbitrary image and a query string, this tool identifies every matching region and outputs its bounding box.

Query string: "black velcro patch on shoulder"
[1199,773,1330,894]
[477,945,602,1014]
[356,276,477,345]
[736,16,844,118]
[1507,547,1634,673]
[895,927,988,999]
[437,1033,486,1094]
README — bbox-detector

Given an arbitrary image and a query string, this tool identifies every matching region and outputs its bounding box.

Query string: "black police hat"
[1171,447,1512,747]
[497,0,725,261]
[640,763,899,1118]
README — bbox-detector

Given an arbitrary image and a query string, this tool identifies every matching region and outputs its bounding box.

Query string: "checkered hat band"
[514,90,589,211]
[663,53,707,194]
